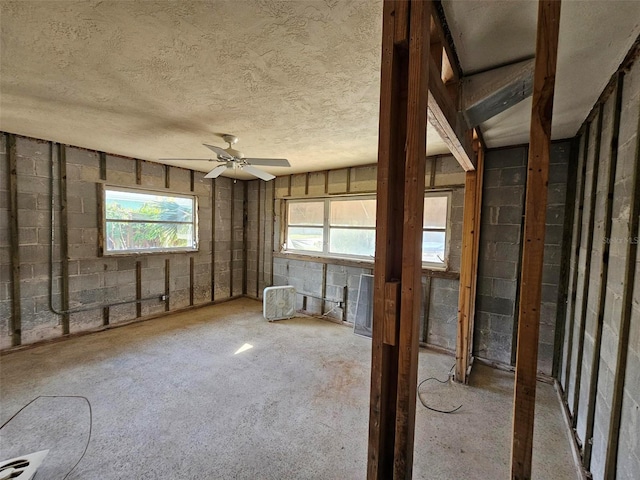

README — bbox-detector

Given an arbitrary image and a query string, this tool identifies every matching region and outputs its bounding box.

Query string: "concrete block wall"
[474,142,570,373]
[560,47,640,480]
[268,156,465,351]
[1,133,240,349]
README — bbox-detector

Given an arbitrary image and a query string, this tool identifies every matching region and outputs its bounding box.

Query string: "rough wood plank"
[59,144,70,334]
[165,259,170,312]
[422,276,432,343]
[99,151,107,181]
[211,179,216,301]
[230,180,235,297]
[367,1,407,477]
[256,181,262,298]
[428,58,475,171]
[135,159,142,185]
[136,260,142,317]
[7,134,21,346]
[455,169,477,383]
[189,256,195,306]
[393,0,429,477]
[242,182,248,295]
[468,144,484,375]
[511,2,561,478]
[383,281,400,346]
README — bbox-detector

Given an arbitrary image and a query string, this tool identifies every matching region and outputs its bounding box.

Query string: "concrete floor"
[0,298,577,479]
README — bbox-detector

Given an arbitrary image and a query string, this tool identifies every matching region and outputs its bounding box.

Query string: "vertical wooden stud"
[59,144,70,334]
[135,260,142,317]
[511,2,561,478]
[7,134,21,346]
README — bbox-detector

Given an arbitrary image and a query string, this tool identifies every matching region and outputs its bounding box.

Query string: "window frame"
[422,191,452,270]
[101,184,199,256]
[284,195,377,260]
[283,192,452,269]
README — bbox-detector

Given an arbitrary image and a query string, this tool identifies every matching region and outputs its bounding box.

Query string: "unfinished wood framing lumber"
[367,1,429,478]
[455,142,483,383]
[7,134,21,346]
[455,169,477,382]
[58,144,70,334]
[511,2,561,479]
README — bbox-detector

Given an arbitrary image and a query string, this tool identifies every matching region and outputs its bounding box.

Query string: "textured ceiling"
[1,1,639,177]
[443,0,640,148]
[0,0,448,178]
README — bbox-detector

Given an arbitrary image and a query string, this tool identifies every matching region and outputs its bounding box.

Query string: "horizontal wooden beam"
[428,55,475,171]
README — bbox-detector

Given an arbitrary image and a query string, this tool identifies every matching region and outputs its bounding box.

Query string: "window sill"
[101,248,199,257]
[274,252,460,279]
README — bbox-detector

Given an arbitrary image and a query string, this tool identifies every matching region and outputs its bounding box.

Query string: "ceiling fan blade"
[243,158,290,167]
[203,143,233,160]
[204,164,229,179]
[243,164,275,181]
[158,158,215,162]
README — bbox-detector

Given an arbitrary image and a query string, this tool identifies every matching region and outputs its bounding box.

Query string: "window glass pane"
[106,190,193,222]
[287,227,323,252]
[422,230,446,264]
[330,199,376,227]
[288,202,324,226]
[106,222,195,251]
[423,196,448,229]
[329,228,376,257]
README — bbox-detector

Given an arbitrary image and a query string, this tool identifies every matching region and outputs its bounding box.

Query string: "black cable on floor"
[417,364,462,414]
[0,395,92,480]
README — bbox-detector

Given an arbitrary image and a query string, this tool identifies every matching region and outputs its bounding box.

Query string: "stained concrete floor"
[0,298,577,479]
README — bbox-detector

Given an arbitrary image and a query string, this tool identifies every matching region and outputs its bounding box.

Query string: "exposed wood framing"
[427,2,474,171]
[256,181,262,298]
[572,106,603,425]
[135,159,142,185]
[511,2,561,479]
[211,179,216,301]
[7,134,21,346]
[583,72,624,470]
[552,137,580,378]
[455,167,477,383]
[164,259,170,312]
[456,142,484,383]
[604,68,640,480]
[230,180,235,297]
[321,263,327,315]
[422,277,432,342]
[99,151,107,181]
[367,1,429,478]
[560,132,588,389]
[242,182,248,295]
[135,260,142,318]
[189,256,195,306]
[58,143,70,335]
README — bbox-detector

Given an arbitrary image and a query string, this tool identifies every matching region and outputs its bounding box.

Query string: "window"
[103,186,197,254]
[284,192,450,268]
[422,193,450,267]
[285,197,376,258]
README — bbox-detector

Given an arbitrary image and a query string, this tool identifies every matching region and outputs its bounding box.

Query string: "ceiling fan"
[159,134,290,181]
